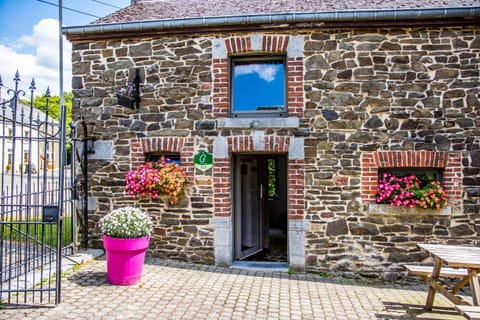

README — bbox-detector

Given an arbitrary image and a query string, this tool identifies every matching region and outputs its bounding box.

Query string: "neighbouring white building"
[1,101,59,175]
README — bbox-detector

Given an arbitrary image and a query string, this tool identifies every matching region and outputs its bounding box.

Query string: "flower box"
[125,158,187,205]
[367,203,452,217]
[376,172,447,210]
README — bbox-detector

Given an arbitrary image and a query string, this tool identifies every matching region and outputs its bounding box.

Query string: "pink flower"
[375,172,446,210]
[125,159,187,205]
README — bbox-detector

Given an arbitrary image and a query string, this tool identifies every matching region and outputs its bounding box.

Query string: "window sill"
[367,203,452,216]
[217,117,299,129]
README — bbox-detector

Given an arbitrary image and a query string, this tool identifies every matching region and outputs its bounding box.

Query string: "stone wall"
[72,36,216,263]
[70,25,480,276]
[302,26,480,278]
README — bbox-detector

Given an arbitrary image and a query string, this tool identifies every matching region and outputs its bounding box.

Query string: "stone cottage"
[63,0,480,279]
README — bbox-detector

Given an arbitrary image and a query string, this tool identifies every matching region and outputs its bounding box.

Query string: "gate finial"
[14,70,20,82]
[30,79,36,91]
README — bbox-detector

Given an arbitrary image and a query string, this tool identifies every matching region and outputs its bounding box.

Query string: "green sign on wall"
[194,151,213,171]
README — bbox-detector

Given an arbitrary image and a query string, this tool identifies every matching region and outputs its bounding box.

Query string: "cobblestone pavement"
[1,256,466,320]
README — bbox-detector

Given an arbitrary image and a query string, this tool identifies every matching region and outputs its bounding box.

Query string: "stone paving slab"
[1,249,104,293]
[1,256,467,320]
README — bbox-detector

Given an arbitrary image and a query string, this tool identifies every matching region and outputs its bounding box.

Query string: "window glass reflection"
[232,59,285,114]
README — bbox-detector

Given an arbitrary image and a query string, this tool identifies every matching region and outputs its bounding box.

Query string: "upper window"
[231,56,286,118]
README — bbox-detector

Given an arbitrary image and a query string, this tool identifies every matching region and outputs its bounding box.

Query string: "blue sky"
[0,0,130,95]
[233,61,285,112]
[233,60,285,112]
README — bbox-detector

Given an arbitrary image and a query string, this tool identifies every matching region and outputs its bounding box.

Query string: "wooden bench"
[404,264,468,279]
[456,305,480,320]
[405,264,471,295]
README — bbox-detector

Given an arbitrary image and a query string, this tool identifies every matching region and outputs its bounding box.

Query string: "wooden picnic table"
[417,243,480,311]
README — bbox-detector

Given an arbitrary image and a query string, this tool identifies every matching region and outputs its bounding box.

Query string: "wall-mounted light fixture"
[116,68,141,110]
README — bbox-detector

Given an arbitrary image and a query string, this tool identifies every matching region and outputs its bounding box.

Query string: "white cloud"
[235,63,281,82]
[0,18,72,98]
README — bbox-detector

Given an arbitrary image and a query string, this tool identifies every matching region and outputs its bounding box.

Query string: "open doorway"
[233,154,288,262]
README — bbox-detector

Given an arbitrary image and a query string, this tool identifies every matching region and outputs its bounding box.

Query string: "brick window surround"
[212,34,305,221]
[213,135,305,220]
[130,137,195,188]
[361,151,462,205]
[213,34,304,118]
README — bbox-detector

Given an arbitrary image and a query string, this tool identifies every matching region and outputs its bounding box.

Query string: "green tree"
[23,92,74,164]
[28,92,73,127]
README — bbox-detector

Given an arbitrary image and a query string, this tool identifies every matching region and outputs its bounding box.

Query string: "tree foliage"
[27,92,73,127]
[21,92,74,164]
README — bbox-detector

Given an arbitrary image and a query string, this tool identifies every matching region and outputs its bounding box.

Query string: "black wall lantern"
[116,68,141,110]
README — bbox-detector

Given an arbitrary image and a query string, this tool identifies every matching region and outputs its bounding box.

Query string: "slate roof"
[94,0,479,24]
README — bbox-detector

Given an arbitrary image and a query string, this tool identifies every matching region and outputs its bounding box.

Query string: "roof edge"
[63,7,480,38]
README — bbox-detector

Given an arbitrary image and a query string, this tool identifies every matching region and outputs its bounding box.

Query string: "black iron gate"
[0,72,73,305]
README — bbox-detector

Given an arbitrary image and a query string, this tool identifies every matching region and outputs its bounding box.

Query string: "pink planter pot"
[102,235,150,285]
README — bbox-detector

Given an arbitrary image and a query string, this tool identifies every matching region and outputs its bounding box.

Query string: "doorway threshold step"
[231,261,289,272]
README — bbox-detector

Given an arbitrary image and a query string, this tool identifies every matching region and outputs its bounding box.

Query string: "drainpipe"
[62,7,480,36]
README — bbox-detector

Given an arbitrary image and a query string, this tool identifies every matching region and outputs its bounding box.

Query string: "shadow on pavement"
[378,301,462,320]
[67,271,110,287]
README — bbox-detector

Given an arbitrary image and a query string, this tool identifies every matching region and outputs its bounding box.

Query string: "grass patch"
[1,217,73,246]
